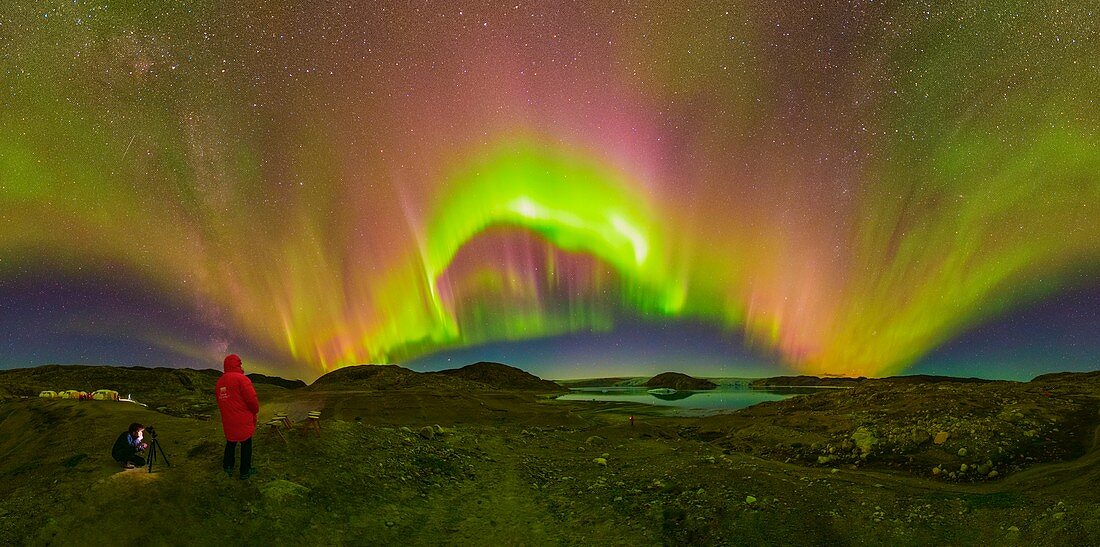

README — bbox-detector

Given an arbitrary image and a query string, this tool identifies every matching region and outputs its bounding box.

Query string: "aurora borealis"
[1,2,1098,380]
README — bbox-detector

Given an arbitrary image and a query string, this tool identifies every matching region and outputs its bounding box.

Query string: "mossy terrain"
[1,367,1098,545]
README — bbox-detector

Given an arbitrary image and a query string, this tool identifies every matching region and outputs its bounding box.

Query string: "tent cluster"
[39,389,119,401]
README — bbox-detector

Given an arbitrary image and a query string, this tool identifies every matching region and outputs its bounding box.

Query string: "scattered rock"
[432,424,444,435]
[851,427,878,456]
[419,426,435,440]
[745,495,757,504]
[934,431,950,445]
[593,457,607,466]
[957,448,968,457]
[585,435,605,445]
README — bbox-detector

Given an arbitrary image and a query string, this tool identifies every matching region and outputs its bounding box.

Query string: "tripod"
[145,428,171,473]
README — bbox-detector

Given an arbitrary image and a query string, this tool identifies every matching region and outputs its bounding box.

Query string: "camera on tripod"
[143,425,170,473]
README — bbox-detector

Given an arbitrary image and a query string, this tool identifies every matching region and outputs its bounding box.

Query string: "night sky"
[1,2,1098,381]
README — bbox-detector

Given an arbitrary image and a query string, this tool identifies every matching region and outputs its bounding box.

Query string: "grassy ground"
[2,375,1099,545]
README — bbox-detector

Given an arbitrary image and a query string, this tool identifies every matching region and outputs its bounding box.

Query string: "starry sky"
[1,1,1098,381]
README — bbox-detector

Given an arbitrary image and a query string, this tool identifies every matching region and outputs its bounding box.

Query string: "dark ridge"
[247,373,306,390]
[0,364,299,417]
[309,364,490,391]
[0,364,302,393]
[555,377,639,388]
[751,375,866,387]
[310,365,421,388]
[431,361,564,392]
[643,372,717,390]
[1031,370,1100,383]
[751,375,1003,387]
[879,375,995,384]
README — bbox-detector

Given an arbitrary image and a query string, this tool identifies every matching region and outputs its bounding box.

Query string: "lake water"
[557,386,824,412]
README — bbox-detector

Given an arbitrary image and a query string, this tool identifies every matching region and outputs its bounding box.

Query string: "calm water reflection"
[558,386,824,411]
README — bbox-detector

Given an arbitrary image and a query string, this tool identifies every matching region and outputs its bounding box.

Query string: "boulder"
[852,428,878,456]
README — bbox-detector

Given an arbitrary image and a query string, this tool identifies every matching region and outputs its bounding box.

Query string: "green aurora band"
[0,1,1098,378]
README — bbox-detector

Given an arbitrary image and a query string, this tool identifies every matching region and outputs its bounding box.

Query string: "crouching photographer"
[112,422,148,469]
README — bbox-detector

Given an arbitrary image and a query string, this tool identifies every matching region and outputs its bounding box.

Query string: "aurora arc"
[1,1,1098,379]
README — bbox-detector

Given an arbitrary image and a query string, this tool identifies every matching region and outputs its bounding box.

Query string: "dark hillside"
[310,365,486,391]
[643,372,717,390]
[432,362,564,392]
[0,365,297,417]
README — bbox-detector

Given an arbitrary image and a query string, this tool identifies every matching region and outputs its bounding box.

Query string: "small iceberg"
[646,388,677,395]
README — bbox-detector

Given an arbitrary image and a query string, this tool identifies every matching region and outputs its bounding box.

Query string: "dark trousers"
[116,454,146,467]
[223,437,253,475]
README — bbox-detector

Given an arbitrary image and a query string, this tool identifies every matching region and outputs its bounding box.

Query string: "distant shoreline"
[555,374,1008,388]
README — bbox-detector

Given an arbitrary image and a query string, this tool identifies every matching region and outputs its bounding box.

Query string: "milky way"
[1,2,1098,379]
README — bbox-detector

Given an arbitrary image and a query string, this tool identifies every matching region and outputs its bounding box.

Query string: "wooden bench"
[302,410,322,438]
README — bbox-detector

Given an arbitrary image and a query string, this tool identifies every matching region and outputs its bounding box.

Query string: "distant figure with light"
[112,422,147,469]
[216,354,260,480]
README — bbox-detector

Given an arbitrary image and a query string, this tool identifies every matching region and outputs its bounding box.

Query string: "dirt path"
[428,435,567,543]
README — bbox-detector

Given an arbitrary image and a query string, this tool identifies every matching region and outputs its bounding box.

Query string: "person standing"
[216,354,259,480]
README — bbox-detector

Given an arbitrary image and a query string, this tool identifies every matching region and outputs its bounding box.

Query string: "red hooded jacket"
[216,354,259,442]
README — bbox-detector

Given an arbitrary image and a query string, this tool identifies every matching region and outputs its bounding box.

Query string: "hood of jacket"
[223,354,243,374]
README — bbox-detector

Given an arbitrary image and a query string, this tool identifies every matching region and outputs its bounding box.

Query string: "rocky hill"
[643,372,717,390]
[309,365,483,391]
[1032,370,1100,383]
[432,362,564,392]
[311,362,563,392]
[245,372,307,390]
